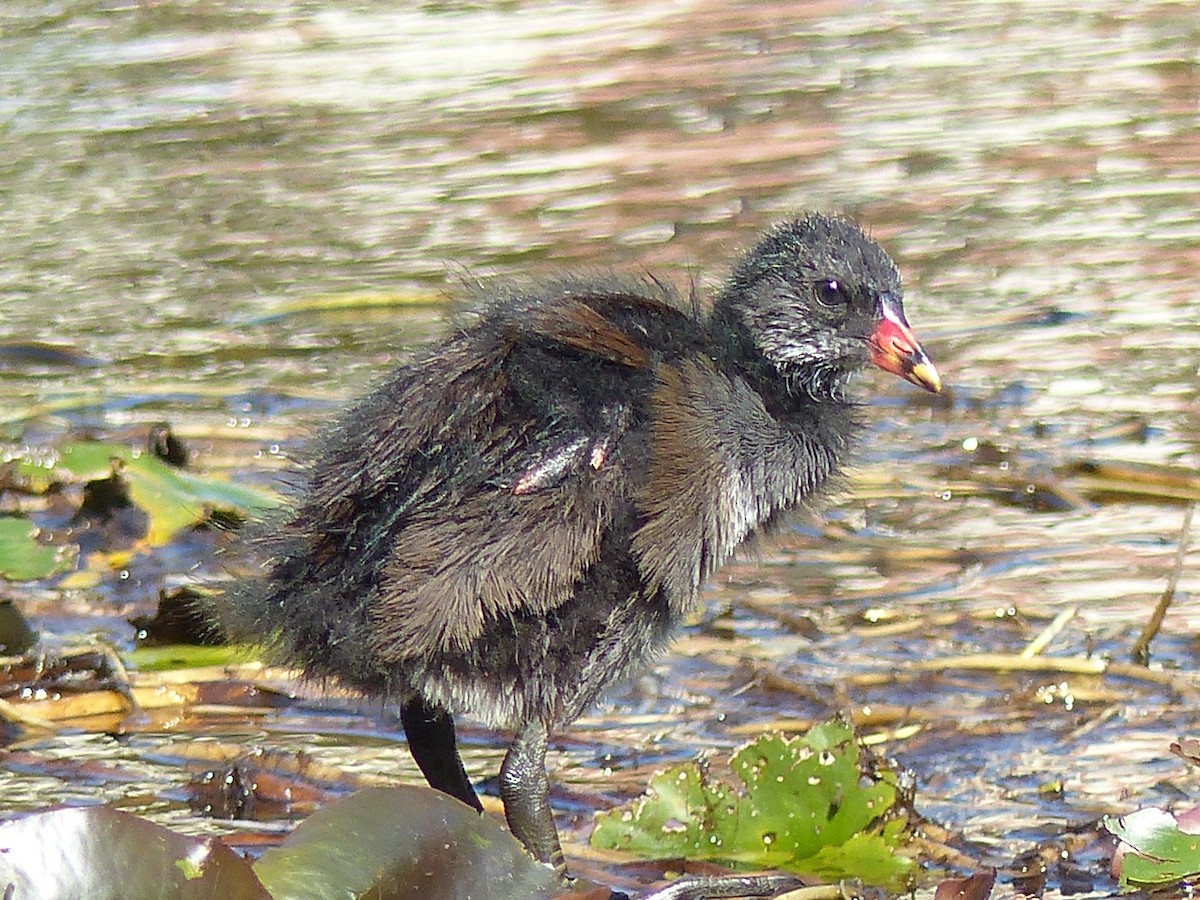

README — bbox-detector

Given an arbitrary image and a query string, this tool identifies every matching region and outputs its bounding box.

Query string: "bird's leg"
[639,874,807,900]
[500,718,566,878]
[399,697,483,812]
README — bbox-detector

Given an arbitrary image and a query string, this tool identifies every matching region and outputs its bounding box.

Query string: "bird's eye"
[817,279,846,307]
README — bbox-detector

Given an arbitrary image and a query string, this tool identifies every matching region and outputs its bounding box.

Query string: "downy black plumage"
[225,213,941,876]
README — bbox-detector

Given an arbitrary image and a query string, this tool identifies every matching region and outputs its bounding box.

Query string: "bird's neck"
[707,298,855,416]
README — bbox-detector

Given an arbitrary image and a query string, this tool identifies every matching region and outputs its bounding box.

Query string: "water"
[1,1,1198,895]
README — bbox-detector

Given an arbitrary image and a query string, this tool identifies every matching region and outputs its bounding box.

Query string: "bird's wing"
[343,289,691,663]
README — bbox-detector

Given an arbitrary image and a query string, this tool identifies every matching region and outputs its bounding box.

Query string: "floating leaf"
[12,442,278,546]
[120,455,273,545]
[933,869,997,900]
[253,785,570,900]
[1105,807,1200,888]
[0,806,271,899]
[1170,739,1200,767]
[591,720,913,887]
[0,517,75,581]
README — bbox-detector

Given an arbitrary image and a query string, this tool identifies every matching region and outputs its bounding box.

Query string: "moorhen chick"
[229,213,940,880]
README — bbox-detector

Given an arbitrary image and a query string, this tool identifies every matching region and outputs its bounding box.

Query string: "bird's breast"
[629,358,815,614]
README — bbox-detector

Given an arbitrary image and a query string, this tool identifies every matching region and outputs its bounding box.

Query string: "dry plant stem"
[0,696,55,729]
[97,645,142,715]
[915,653,1200,703]
[915,653,1106,675]
[1064,703,1122,743]
[0,643,149,728]
[1130,503,1194,666]
[1020,607,1076,657]
[904,825,992,871]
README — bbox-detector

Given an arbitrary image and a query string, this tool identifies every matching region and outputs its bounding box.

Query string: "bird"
[226,212,941,880]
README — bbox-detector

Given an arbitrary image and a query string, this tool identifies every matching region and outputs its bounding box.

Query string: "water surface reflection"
[1,1,1197,895]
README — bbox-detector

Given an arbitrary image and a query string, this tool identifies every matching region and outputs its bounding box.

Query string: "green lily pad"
[253,785,568,900]
[0,517,75,581]
[591,720,914,887]
[0,805,271,899]
[1106,807,1200,888]
[14,441,278,546]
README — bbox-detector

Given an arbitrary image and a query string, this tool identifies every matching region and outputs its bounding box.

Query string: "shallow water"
[1,1,1198,896]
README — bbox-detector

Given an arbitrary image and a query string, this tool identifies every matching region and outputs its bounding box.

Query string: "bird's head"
[719,214,941,398]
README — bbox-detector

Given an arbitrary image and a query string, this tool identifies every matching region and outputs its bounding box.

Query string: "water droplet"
[762,832,776,846]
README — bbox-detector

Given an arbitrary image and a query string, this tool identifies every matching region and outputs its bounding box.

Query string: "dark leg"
[640,874,806,900]
[500,718,566,877]
[399,697,483,812]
